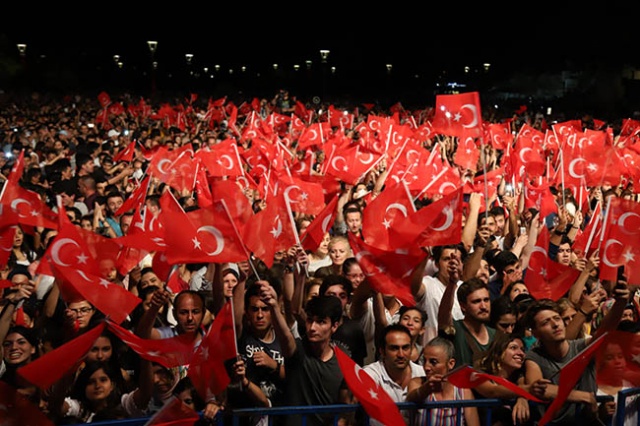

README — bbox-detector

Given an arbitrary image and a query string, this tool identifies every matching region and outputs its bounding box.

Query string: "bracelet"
[578,308,592,317]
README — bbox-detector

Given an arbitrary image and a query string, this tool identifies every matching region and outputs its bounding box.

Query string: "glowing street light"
[17,44,27,57]
[185,53,194,65]
[147,41,158,54]
[320,49,330,63]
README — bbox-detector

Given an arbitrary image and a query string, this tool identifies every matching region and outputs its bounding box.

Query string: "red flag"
[348,233,421,307]
[538,333,608,426]
[144,395,200,426]
[432,92,483,139]
[106,320,194,368]
[194,163,213,208]
[453,135,480,171]
[97,91,111,108]
[300,195,339,252]
[116,176,150,216]
[334,345,406,426]
[188,300,237,401]
[113,140,137,163]
[161,201,247,265]
[599,197,640,283]
[0,178,58,229]
[390,188,464,249]
[243,194,297,268]
[361,181,416,251]
[210,179,253,228]
[0,226,17,267]
[446,365,542,402]
[0,381,55,426]
[45,210,140,324]
[596,330,640,388]
[572,201,602,258]
[196,138,245,177]
[18,323,106,389]
[524,226,580,301]
[274,175,325,215]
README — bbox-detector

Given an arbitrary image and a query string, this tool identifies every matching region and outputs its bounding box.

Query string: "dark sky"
[3,5,638,74]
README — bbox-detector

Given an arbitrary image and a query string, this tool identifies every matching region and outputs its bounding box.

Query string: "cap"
[107,129,120,138]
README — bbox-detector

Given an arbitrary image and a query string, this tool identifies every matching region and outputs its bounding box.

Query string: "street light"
[185,53,194,65]
[147,41,158,54]
[386,64,393,74]
[16,44,27,57]
[320,49,330,63]
[147,40,158,97]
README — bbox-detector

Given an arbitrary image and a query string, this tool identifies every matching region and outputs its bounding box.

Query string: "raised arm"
[259,280,297,358]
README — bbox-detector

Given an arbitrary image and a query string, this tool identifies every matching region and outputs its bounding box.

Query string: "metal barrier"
[83,392,636,426]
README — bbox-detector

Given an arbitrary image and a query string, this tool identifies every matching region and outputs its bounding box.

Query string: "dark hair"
[173,376,205,411]
[456,277,489,305]
[475,332,525,378]
[522,299,560,330]
[341,257,360,276]
[319,274,353,298]
[379,324,412,349]
[398,305,428,325]
[305,295,343,325]
[70,360,123,412]
[431,244,464,264]
[489,296,517,329]
[489,250,519,276]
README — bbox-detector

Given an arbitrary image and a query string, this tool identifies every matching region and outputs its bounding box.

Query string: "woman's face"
[177,389,195,410]
[317,233,330,255]
[13,227,23,248]
[329,241,350,266]
[501,338,526,371]
[422,345,453,378]
[399,309,425,339]
[600,343,626,379]
[85,368,114,403]
[345,263,365,290]
[3,332,36,365]
[86,336,113,363]
[222,272,238,297]
[495,313,517,334]
[298,220,311,236]
[508,283,529,301]
[305,284,320,303]
[67,301,96,330]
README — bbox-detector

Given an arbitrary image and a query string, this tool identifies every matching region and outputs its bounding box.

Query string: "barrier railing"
[82,392,633,426]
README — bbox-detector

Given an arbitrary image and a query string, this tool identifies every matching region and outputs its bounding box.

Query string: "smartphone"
[616,265,627,290]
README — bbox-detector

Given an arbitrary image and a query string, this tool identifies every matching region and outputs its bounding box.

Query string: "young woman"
[473,332,540,426]
[397,306,427,364]
[313,235,352,278]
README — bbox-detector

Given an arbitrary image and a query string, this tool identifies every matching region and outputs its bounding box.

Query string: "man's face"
[345,211,362,234]
[305,315,337,344]
[494,214,506,234]
[502,262,523,286]
[481,216,497,235]
[381,330,412,374]
[174,294,204,335]
[476,259,490,284]
[246,296,272,333]
[120,214,133,235]
[107,196,123,215]
[461,288,491,323]
[437,248,461,282]
[532,309,566,343]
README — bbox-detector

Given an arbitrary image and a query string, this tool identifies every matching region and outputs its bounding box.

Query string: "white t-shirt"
[415,275,464,344]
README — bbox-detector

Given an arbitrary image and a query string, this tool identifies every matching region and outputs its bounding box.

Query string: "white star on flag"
[99,278,111,289]
[382,218,392,229]
[76,253,88,264]
[192,237,201,250]
[367,388,379,400]
[300,192,309,200]
[623,250,635,263]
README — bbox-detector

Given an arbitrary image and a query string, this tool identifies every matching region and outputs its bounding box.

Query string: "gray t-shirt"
[526,338,597,425]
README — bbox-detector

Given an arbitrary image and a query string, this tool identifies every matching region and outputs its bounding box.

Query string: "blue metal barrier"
[82,391,637,426]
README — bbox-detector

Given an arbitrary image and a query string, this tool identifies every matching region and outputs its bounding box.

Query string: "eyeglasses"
[69,307,94,316]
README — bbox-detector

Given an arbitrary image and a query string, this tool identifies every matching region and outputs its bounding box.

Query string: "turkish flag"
[523,178,558,221]
[390,187,463,250]
[432,91,483,139]
[45,209,141,324]
[274,175,325,215]
[210,179,253,228]
[194,163,213,208]
[348,234,421,307]
[486,122,513,150]
[18,322,106,389]
[361,181,416,250]
[334,346,406,426]
[144,395,200,426]
[572,201,602,258]
[163,151,198,194]
[538,333,608,426]
[300,195,339,252]
[0,226,16,267]
[0,178,58,230]
[196,138,245,177]
[106,320,194,368]
[188,300,237,401]
[453,135,480,171]
[297,122,329,149]
[524,226,580,301]
[599,197,640,284]
[116,176,150,216]
[0,381,55,426]
[161,201,247,265]
[242,194,297,268]
[117,205,166,253]
[113,140,137,163]
[325,144,381,186]
[446,365,542,402]
[97,91,111,108]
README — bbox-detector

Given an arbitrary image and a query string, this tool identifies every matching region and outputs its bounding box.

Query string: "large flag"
[106,320,195,368]
[599,196,640,284]
[538,333,608,426]
[44,207,141,324]
[300,195,339,252]
[361,181,416,251]
[389,187,464,249]
[596,330,640,388]
[431,92,483,139]
[18,322,106,389]
[188,300,237,401]
[348,233,422,307]
[334,346,406,426]
[445,365,542,402]
[524,226,580,301]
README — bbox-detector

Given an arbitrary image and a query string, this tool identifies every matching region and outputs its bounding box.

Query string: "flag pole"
[413,168,447,203]
[283,195,309,277]
[479,136,490,221]
[596,195,613,254]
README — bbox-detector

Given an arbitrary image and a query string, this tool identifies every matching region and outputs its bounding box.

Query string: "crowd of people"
[1,88,640,426]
